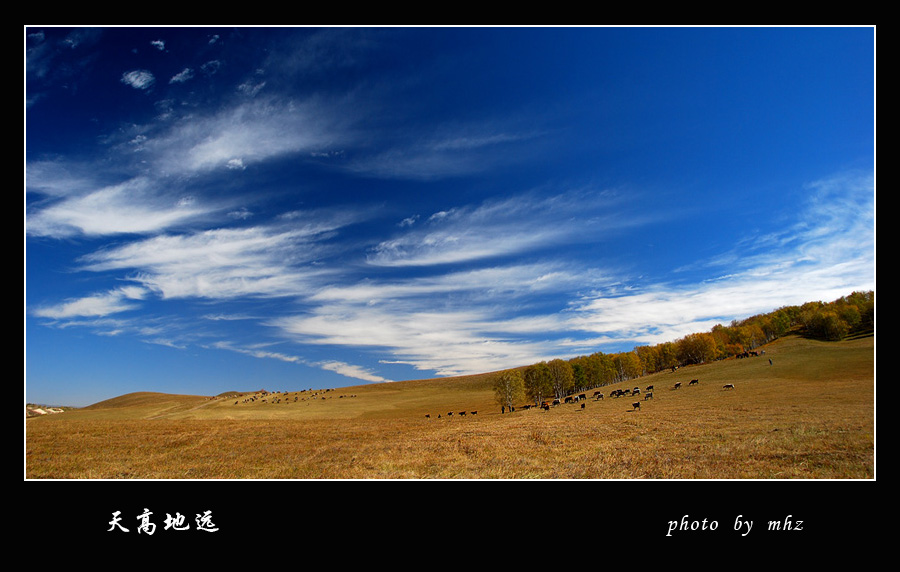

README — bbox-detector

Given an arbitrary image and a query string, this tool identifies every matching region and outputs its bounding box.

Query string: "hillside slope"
[45,334,873,422]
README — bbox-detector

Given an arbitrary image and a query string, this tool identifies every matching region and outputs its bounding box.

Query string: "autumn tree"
[524,361,552,406]
[633,345,659,375]
[676,332,717,365]
[547,358,574,398]
[656,342,679,372]
[493,369,525,412]
[613,351,642,382]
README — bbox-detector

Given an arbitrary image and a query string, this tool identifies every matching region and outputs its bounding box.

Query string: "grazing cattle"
[645,385,654,391]
[425,414,431,418]
[580,403,585,410]
[578,394,587,401]
[632,388,640,396]
[459,411,467,416]
[689,379,699,386]
[552,399,561,406]
[723,384,735,390]
[565,396,574,404]
[644,392,653,400]
[471,411,478,415]
[594,393,604,400]
[542,404,550,411]
[632,402,641,411]
[674,382,682,389]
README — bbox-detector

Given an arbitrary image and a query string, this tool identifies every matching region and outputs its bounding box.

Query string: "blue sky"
[25,26,875,407]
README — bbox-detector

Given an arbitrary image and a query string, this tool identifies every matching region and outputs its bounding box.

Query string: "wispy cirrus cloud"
[33,286,148,319]
[210,341,392,383]
[142,96,354,176]
[270,261,610,377]
[26,175,211,238]
[367,189,643,267]
[77,217,355,300]
[343,128,537,181]
[271,303,559,378]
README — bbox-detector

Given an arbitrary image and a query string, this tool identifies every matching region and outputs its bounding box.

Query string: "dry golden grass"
[25,334,874,479]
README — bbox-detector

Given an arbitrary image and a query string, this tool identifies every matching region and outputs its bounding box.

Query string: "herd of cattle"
[426,375,740,419]
[222,374,738,420]
[231,388,358,406]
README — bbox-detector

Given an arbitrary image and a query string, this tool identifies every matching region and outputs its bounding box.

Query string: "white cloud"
[78,224,344,300]
[270,262,603,376]
[340,124,537,181]
[26,177,211,238]
[33,287,148,319]
[228,207,253,219]
[169,68,195,83]
[121,70,155,90]
[316,361,391,383]
[144,97,349,175]
[271,304,560,377]
[210,341,392,383]
[367,189,633,267]
[309,263,598,304]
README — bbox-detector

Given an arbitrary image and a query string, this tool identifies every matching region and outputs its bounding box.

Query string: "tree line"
[494,290,874,410]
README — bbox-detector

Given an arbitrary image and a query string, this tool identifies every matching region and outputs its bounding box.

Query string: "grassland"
[25,334,874,479]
